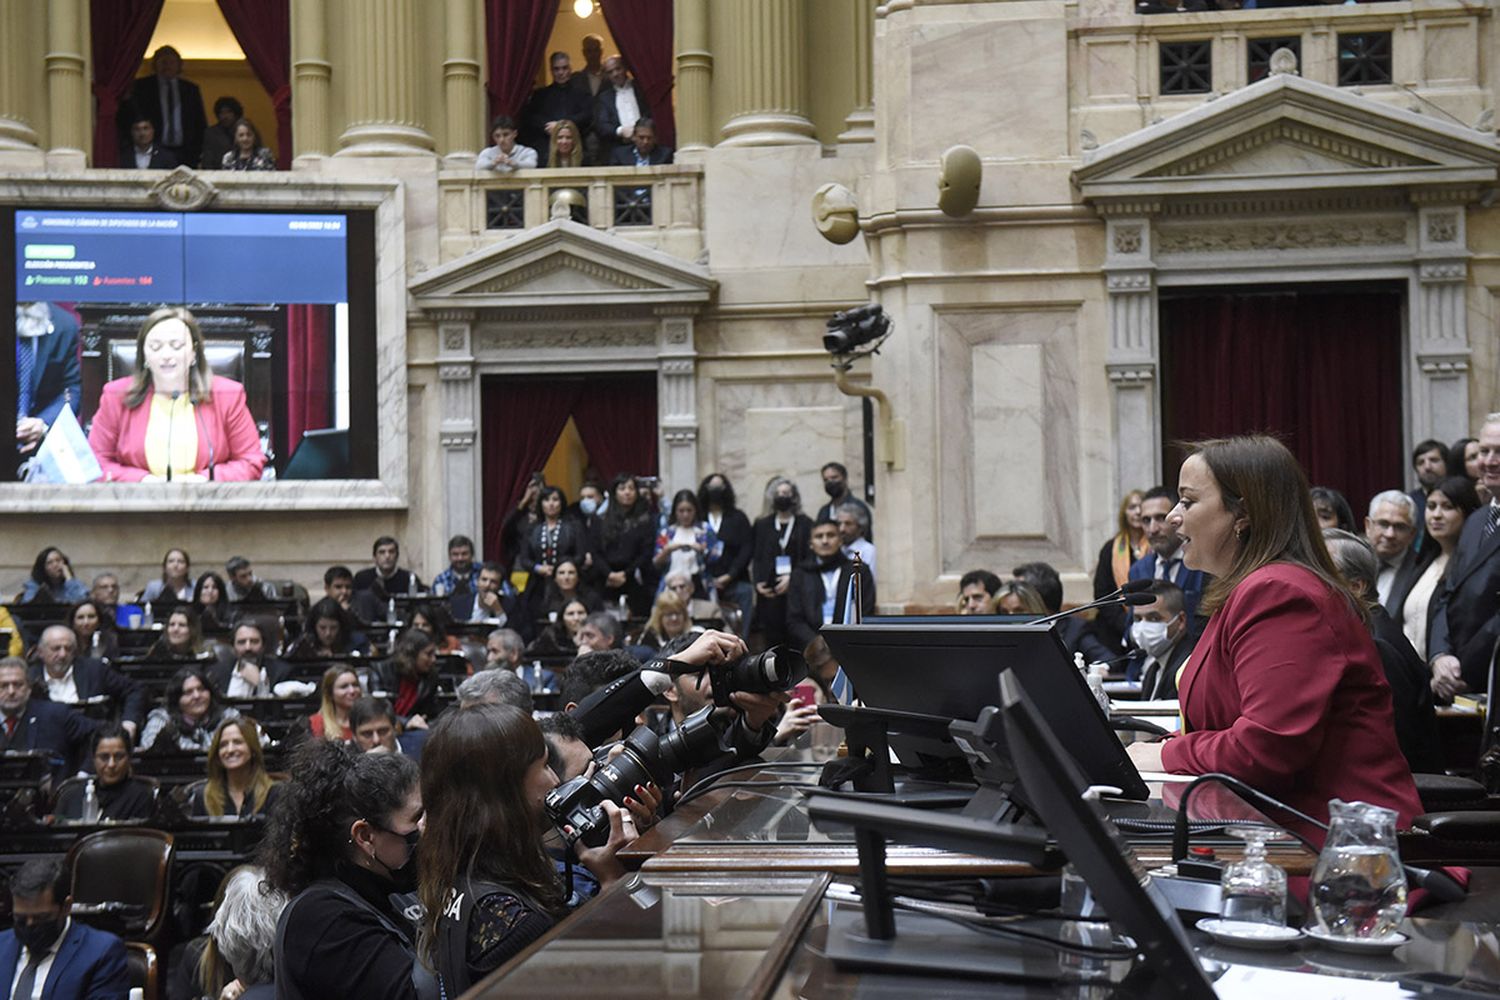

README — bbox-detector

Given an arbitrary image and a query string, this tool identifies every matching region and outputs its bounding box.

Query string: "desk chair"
[66,828,174,942]
[126,942,159,1000]
[53,775,159,821]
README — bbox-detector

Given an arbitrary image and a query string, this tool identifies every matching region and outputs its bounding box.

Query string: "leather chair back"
[66,828,174,941]
[126,941,158,1000]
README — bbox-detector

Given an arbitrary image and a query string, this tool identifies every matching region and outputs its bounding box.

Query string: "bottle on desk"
[81,779,100,824]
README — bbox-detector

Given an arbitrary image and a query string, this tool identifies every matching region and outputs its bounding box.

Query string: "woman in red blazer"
[87,307,265,482]
[1127,435,1421,845]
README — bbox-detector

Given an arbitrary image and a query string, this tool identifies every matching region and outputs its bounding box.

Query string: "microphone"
[1030,579,1155,628]
[164,390,181,482]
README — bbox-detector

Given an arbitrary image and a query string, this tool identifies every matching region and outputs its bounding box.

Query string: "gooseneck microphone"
[1030,578,1155,628]
[165,390,181,482]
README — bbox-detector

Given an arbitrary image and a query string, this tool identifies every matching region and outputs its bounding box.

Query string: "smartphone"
[792,682,819,706]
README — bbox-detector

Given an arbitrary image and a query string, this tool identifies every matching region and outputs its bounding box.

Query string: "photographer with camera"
[417,703,638,996]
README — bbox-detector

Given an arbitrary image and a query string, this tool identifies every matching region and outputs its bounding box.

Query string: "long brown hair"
[417,705,563,961]
[317,666,359,741]
[124,306,213,408]
[1186,435,1363,620]
[204,717,274,816]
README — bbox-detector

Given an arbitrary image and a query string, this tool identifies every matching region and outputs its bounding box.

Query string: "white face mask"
[580,498,599,516]
[1130,616,1179,659]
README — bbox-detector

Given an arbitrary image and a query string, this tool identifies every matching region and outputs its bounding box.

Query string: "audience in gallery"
[751,476,813,649]
[306,665,363,743]
[124,114,177,169]
[432,534,481,597]
[199,95,243,170]
[1310,485,1358,534]
[448,561,519,629]
[475,114,538,172]
[1367,489,1419,608]
[956,569,1003,615]
[595,56,649,152]
[221,117,276,171]
[144,606,215,662]
[139,666,242,753]
[546,119,584,169]
[66,599,119,661]
[141,547,195,605]
[539,559,604,617]
[611,117,672,167]
[525,597,587,660]
[522,50,594,164]
[286,598,367,659]
[409,601,465,657]
[699,473,754,638]
[1429,415,1500,699]
[521,486,586,594]
[127,46,206,167]
[88,307,266,482]
[191,717,281,819]
[1409,439,1451,553]
[597,474,659,616]
[224,556,278,604]
[786,517,876,650]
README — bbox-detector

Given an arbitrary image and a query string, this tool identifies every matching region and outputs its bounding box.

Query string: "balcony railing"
[437,164,704,264]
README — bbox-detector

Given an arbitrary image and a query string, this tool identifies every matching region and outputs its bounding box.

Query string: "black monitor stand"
[816,704,978,810]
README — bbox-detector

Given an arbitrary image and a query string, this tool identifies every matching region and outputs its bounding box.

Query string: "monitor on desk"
[821,620,1149,801]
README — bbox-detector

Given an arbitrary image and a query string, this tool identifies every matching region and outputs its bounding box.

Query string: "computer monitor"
[821,621,1149,801]
[997,669,1215,998]
[281,427,350,479]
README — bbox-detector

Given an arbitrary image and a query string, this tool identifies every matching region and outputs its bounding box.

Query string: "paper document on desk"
[1136,771,1196,784]
[1116,699,1180,714]
[1213,966,1413,998]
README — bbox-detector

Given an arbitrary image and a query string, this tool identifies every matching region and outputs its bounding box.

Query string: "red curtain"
[283,304,331,460]
[485,0,559,121]
[90,0,166,167]
[216,0,293,169]
[571,374,659,482]
[1160,289,1404,516]
[481,379,583,560]
[601,0,677,148]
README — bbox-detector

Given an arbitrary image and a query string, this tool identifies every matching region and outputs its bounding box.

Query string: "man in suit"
[1,857,128,1000]
[1407,439,1450,554]
[1126,486,1208,624]
[0,659,96,780]
[447,562,519,628]
[29,627,144,736]
[14,302,81,459]
[128,46,206,168]
[522,51,594,165]
[122,115,177,170]
[786,519,876,649]
[956,570,1001,615]
[1429,415,1500,698]
[1128,581,1197,700]
[595,56,650,153]
[1366,489,1418,610]
[353,536,423,600]
[608,118,673,167]
[209,621,291,698]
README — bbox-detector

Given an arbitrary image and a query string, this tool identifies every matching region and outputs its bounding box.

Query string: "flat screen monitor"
[3,207,378,481]
[997,669,1216,998]
[821,621,1149,800]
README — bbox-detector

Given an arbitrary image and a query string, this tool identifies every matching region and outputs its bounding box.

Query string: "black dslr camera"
[696,646,808,708]
[546,705,731,847]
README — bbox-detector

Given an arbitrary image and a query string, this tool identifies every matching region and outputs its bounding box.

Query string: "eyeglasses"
[1370,519,1413,533]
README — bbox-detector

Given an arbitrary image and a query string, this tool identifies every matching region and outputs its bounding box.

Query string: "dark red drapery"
[484,0,559,121]
[1160,289,1404,515]
[90,0,166,167]
[215,0,294,169]
[601,0,677,148]
[481,379,583,561]
[283,304,331,460]
[571,374,658,483]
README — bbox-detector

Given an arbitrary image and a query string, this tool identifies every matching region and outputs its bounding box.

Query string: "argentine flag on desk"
[25,404,102,484]
[826,560,861,706]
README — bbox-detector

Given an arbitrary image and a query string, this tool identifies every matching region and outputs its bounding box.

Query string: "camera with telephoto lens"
[545,705,732,848]
[701,646,808,708]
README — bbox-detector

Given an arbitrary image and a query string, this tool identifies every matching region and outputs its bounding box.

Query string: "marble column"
[719,0,818,147]
[45,0,88,168]
[0,0,41,157]
[436,312,480,546]
[442,0,482,161]
[335,0,435,155]
[657,310,700,492]
[292,0,332,161]
[837,0,876,143]
[673,0,713,152]
[1411,204,1472,445]
[1102,218,1160,499]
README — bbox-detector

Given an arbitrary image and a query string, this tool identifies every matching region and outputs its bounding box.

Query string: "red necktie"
[4,716,17,739]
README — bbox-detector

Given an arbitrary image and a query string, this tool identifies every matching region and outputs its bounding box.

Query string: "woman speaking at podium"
[88,306,265,482]
[1126,435,1420,842]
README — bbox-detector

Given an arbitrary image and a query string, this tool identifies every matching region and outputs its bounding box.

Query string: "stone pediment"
[1075,73,1500,206]
[409,219,714,311]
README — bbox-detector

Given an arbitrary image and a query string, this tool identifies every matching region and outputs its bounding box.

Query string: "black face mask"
[14,915,63,954]
[772,495,794,512]
[371,825,421,892]
[704,486,727,506]
[823,480,845,498]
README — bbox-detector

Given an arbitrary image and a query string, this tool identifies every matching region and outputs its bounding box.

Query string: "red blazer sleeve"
[86,381,150,482]
[202,377,265,481]
[1160,577,1348,788]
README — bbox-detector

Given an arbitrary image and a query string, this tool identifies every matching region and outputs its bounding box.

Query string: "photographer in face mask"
[259,740,435,1000]
[1,858,128,999]
[1127,580,1194,700]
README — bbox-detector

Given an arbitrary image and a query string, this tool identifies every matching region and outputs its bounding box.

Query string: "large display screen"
[5,207,377,483]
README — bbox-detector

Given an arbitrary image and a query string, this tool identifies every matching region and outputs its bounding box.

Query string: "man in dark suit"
[29,627,145,735]
[1011,561,1114,664]
[521,51,593,165]
[786,519,876,649]
[1407,439,1450,554]
[209,620,292,698]
[127,45,206,168]
[1128,581,1197,700]
[13,302,81,458]
[1126,486,1208,625]
[608,118,674,167]
[1366,489,1418,612]
[0,857,128,1000]
[595,56,650,153]
[1429,417,1500,697]
[447,562,521,633]
[353,536,423,600]
[122,116,177,170]
[0,658,96,780]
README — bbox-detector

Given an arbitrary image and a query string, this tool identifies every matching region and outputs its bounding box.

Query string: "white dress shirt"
[45,667,78,706]
[611,85,642,136]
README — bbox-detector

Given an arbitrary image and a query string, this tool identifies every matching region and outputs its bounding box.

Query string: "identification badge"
[775,555,792,576]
